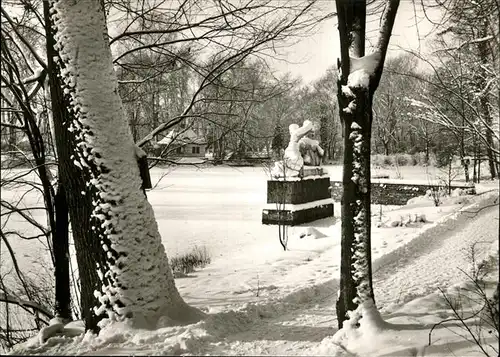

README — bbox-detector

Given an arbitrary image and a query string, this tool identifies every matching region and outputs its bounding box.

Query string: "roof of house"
[157,128,206,146]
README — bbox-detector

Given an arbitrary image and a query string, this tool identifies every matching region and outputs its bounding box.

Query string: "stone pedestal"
[262,167,334,226]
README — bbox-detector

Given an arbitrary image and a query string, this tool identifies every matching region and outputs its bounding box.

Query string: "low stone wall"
[262,203,333,226]
[330,181,476,206]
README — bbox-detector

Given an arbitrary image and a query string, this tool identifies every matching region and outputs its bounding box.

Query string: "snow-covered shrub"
[371,154,386,167]
[409,187,473,207]
[413,151,437,166]
[170,246,211,276]
[372,153,438,167]
[388,213,426,227]
[445,195,472,206]
[435,149,455,169]
[383,155,393,166]
[407,194,428,206]
[395,153,413,166]
[428,188,445,207]
[451,188,465,197]
[413,151,427,166]
[372,154,396,167]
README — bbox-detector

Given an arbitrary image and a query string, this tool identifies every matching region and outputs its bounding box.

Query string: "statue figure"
[299,127,324,167]
[271,120,324,178]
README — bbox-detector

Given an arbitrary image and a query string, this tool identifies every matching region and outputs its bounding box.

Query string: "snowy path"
[374,195,499,312]
[203,195,499,356]
[13,193,497,356]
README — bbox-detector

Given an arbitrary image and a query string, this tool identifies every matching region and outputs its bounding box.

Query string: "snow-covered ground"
[3,165,499,356]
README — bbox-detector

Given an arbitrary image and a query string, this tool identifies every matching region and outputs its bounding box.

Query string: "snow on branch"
[0,292,54,320]
[22,69,46,85]
[346,53,382,89]
[375,0,400,55]
[369,0,400,89]
[437,36,495,52]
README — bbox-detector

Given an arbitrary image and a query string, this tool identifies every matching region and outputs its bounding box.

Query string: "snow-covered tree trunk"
[335,0,399,329]
[50,0,204,329]
[337,71,375,328]
[43,0,105,330]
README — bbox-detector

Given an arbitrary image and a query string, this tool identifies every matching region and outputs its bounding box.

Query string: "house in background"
[157,127,207,157]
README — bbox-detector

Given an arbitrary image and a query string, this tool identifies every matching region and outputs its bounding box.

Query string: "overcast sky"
[272,1,441,84]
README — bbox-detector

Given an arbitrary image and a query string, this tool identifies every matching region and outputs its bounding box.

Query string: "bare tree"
[50,0,206,329]
[419,0,499,179]
[334,0,400,329]
[403,50,499,182]
[2,0,332,334]
[1,0,73,326]
[111,0,329,149]
[372,54,418,156]
[42,0,106,331]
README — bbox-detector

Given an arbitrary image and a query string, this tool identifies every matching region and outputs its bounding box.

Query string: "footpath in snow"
[10,191,499,356]
[205,193,500,356]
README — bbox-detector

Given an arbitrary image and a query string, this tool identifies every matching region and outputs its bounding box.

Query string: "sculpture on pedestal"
[271,120,325,178]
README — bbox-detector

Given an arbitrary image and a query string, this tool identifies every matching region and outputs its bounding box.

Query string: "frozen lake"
[2,165,332,275]
[146,163,444,259]
[148,165,332,260]
[1,163,448,268]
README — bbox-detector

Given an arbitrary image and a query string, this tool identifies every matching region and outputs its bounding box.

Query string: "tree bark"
[337,81,375,328]
[478,156,481,183]
[53,182,71,320]
[463,161,470,183]
[335,0,399,329]
[50,0,204,329]
[383,140,389,156]
[43,0,107,331]
[477,22,497,180]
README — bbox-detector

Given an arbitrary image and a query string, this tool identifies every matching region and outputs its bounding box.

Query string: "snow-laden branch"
[0,121,24,130]
[371,0,400,89]
[435,35,495,52]
[0,292,54,320]
[391,50,498,138]
[22,69,46,85]
[406,95,500,157]
[375,0,400,55]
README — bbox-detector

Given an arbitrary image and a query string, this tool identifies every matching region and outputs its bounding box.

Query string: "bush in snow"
[428,187,445,207]
[170,246,211,276]
[371,154,393,167]
[413,151,427,166]
[394,153,412,166]
[388,213,427,227]
[371,152,437,168]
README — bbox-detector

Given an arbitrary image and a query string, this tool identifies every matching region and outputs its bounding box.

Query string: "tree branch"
[335,0,351,83]
[1,6,47,70]
[0,292,53,320]
[372,0,400,90]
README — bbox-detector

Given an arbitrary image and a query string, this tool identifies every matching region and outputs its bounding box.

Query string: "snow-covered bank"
[8,187,498,355]
[320,249,499,357]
